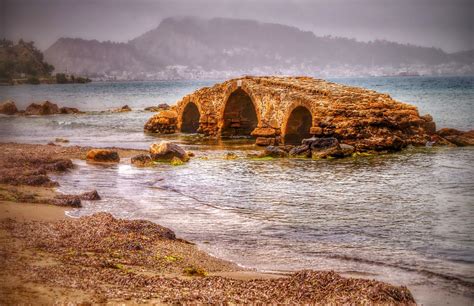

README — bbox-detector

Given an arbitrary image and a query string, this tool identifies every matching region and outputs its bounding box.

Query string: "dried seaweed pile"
[1,213,416,304]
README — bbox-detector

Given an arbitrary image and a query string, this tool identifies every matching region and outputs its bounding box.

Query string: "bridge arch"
[220,86,260,137]
[282,103,313,145]
[180,101,201,133]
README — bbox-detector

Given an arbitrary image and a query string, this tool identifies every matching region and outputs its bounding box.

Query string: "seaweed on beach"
[0,213,416,304]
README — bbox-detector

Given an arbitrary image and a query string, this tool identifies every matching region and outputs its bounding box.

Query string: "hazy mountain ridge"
[44,16,474,80]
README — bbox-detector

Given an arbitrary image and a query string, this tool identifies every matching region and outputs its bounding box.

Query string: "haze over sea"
[1,76,473,304]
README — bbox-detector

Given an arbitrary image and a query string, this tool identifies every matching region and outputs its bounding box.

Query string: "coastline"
[0,142,418,304]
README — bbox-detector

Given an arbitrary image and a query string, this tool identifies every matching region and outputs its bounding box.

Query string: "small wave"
[326,254,474,289]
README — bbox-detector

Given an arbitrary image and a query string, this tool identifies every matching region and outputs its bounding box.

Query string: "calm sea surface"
[1,76,473,304]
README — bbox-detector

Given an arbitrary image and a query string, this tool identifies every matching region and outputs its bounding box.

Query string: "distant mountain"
[45,38,148,77]
[44,16,474,80]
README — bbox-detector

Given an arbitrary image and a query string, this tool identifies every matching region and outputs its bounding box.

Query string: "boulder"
[149,142,189,162]
[86,149,120,163]
[131,154,153,167]
[51,195,82,207]
[80,190,101,201]
[263,146,288,158]
[113,105,132,112]
[307,137,340,150]
[0,100,18,115]
[25,101,60,115]
[289,144,311,157]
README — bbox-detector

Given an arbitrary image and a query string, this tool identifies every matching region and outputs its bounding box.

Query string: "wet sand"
[0,142,418,304]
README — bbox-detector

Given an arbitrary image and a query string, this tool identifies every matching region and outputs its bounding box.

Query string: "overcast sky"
[1,0,473,53]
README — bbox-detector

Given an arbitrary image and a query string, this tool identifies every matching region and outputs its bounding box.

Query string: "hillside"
[44,16,474,80]
[0,39,55,83]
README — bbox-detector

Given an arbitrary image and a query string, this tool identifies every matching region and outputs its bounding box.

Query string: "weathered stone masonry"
[145,76,440,151]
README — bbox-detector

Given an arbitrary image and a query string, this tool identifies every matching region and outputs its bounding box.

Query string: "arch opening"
[221,88,258,137]
[284,106,312,145]
[181,102,200,133]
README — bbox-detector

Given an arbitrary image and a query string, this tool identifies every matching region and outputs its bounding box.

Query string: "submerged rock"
[131,154,153,167]
[86,149,120,163]
[150,141,189,162]
[0,100,18,115]
[25,101,60,115]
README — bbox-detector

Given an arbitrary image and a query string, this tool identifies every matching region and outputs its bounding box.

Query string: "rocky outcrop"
[25,101,60,115]
[0,100,18,115]
[86,149,120,163]
[149,142,189,162]
[144,110,178,134]
[434,128,474,146]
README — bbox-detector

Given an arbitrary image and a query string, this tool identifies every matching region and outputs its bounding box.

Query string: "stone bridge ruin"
[145,76,438,152]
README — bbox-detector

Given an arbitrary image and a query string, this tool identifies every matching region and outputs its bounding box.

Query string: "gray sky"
[1,0,473,53]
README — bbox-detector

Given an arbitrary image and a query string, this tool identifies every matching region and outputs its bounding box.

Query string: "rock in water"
[114,105,132,112]
[25,101,60,115]
[225,152,238,160]
[59,107,82,114]
[289,144,311,157]
[86,149,120,163]
[80,190,101,201]
[263,146,288,158]
[55,138,69,143]
[51,194,82,207]
[149,141,189,162]
[144,103,170,112]
[0,100,18,115]
[434,128,474,146]
[131,154,153,167]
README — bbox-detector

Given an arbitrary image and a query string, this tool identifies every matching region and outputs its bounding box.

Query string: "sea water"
[1,76,473,304]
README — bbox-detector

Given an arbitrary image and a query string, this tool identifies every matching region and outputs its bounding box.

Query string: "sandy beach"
[0,142,419,304]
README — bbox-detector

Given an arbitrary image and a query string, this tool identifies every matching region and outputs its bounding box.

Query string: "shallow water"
[1,76,473,304]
